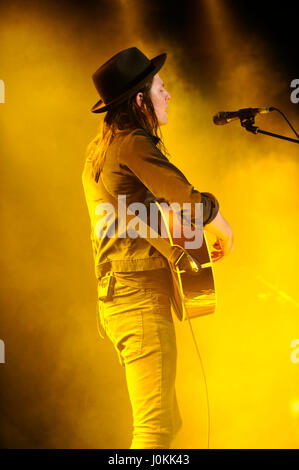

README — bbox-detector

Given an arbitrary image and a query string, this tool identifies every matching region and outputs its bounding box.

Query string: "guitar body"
[156,202,217,321]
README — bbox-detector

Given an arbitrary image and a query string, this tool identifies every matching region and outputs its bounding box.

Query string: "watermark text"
[0,80,4,103]
[290,339,299,364]
[290,79,299,104]
[0,339,5,363]
[94,195,204,249]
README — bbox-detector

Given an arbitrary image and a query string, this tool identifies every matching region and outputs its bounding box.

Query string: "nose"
[166,92,171,101]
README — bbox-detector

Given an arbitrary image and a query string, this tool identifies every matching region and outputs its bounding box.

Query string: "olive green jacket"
[82,128,219,279]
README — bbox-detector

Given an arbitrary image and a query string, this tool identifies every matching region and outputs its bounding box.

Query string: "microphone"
[213,107,274,125]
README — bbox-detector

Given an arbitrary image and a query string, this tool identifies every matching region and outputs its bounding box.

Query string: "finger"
[212,250,224,257]
[211,250,224,256]
[212,245,222,251]
[213,243,223,250]
[212,255,224,262]
[211,252,224,261]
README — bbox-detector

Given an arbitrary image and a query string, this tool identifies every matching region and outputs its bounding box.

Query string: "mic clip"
[240,115,259,135]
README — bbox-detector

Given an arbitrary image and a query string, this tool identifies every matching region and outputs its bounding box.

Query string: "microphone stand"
[240,116,299,144]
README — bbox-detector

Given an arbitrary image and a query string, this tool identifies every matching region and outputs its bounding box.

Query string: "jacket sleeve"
[118,129,219,225]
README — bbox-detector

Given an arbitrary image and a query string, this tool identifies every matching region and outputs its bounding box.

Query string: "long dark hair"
[87,76,167,182]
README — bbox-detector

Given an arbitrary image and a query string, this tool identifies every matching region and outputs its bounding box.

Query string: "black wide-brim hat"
[91,47,167,113]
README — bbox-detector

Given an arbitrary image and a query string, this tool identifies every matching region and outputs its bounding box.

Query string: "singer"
[82,47,234,449]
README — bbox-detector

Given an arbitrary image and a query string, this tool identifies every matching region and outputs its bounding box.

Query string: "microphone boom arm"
[241,116,299,144]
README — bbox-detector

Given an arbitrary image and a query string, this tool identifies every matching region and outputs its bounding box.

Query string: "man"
[82,47,234,449]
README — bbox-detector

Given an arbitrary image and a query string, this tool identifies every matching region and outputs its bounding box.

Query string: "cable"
[176,265,211,449]
[271,107,299,139]
[156,201,211,449]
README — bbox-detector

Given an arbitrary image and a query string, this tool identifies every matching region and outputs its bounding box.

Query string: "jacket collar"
[115,128,160,146]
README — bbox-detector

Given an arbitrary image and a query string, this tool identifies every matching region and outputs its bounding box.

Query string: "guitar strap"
[129,211,186,320]
[99,173,186,265]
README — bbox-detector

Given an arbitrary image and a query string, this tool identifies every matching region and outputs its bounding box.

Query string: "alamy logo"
[290,339,299,364]
[94,195,204,249]
[0,80,4,103]
[290,79,299,104]
[0,339,5,363]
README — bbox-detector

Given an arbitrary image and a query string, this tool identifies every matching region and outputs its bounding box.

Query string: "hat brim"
[91,52,167,113]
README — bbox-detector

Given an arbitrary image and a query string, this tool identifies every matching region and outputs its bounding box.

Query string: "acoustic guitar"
[155,201,217,321]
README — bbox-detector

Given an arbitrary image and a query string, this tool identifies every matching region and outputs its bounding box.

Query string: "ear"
[135,92,144,108]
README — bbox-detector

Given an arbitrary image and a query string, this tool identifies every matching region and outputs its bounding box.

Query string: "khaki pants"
[98,274,182,449]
